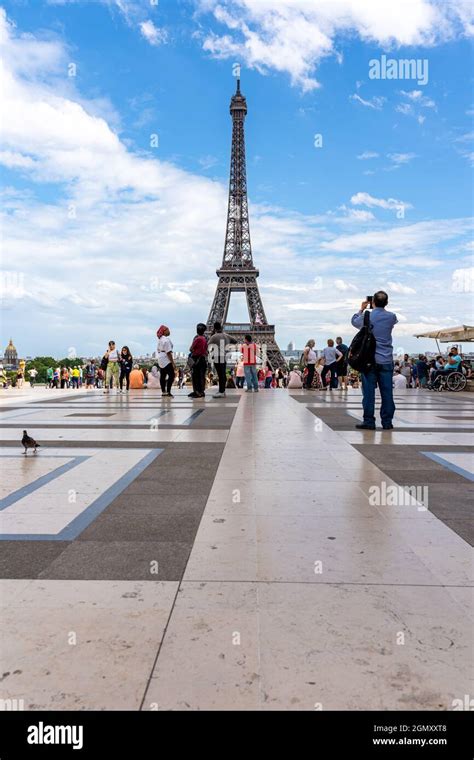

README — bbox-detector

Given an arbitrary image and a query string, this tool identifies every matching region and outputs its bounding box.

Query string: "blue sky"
[1,0,473,358]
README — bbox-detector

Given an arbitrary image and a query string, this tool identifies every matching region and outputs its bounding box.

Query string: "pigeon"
[22,430,40,455]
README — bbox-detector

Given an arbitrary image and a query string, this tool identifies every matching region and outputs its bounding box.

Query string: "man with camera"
[351,291,398,430]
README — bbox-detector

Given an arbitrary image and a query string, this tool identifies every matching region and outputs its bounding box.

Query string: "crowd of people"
[392,351,469,388]
[2,296,470,435]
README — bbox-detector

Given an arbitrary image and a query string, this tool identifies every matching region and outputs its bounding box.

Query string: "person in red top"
[189,323,208,398]
[242,334,259,392]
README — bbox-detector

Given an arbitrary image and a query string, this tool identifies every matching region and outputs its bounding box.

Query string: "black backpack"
[348,311,376,372]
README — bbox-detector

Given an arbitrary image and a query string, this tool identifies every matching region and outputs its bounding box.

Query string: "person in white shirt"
[147,365,161,389]
[103,340,119,393]
[322,339,343,390]
[303,339,317,390]
[287,368,303,389]
[156,325,176,397]
[28,368,38,387]
[393,370,407,390]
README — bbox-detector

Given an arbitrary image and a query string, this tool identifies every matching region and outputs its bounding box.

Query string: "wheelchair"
[428,369,467,392]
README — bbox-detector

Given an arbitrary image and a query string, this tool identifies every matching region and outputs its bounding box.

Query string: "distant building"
[287,340,296,351]
[1,338,19,370]
[281,346,303,364]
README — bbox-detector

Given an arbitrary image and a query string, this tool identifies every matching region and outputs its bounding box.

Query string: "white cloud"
[197,0,473,91]
[396,103,414,116]
[0,151,36,169]
[451,267,474,293]
[387,281,416,294]
[453,133,474,165]
[357,151,379,160]
[334,279,357,292]
[395,91,436,123]
[139,20,167,46]
[287,300,352,312]
[165,290,193,304]
[351,192,412,210]
[321,218,473,253]
[96,280,128,293]
[387,152,417,165]
[345,208,375,221]
[350,93,385,110]
[198,154,219,170]
[399,89,436,108]
[454,131,474,143]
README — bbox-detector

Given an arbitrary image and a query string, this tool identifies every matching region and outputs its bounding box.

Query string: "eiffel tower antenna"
[207,76,286,369]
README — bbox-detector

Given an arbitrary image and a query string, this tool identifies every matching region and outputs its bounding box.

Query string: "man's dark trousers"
[361,362,395,428]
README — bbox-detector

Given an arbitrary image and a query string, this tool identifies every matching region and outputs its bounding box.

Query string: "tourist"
[226,374,236,389]
[315,357,325,374]
[412,360,419,388]
[431,347,463,385]
[235,358,245,388]
[119,346,133,393]
[189,323,208,398]
[208,321,237,398]
[400,354,412,388]
[85,359,96,389]
[53,367,60,389]
[242,334,259,393]
[46,367,53,388]
[322,339,343,390]
[416,355,429,388]
[103,340,119,394]
[28,367,38,387]
[71,366,80,389]
[264,362,273,388]
[287,368,303,389]
[130,364,145,389]
[302,339,317,390]
[393,369,407,390]
[60,366,69,389]
[156,325,175,397]
[335,336,349,390]
[309,359,323,389]
[178,367,185,390]
[0,366,7,388]
[351,291,397,430]
[147,365,161,389]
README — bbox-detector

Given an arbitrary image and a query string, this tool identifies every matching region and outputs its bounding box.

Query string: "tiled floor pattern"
[0,387,472,709]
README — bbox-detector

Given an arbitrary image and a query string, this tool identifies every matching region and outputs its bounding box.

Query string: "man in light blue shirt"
[351,291,398,430]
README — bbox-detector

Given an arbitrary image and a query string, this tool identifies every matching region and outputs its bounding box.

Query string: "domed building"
[2,338,19,369]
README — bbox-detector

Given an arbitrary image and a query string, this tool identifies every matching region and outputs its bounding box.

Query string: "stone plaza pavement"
[0,385,472,710]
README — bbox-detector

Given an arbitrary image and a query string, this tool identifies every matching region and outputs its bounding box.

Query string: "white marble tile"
[256,583,472,710]
[0,580,178,710]
[144,582,260,710]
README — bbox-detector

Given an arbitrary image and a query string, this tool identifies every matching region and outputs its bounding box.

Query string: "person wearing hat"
[156,325,176,397]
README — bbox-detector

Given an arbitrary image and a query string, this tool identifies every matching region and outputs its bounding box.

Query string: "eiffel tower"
[206,79,286,369]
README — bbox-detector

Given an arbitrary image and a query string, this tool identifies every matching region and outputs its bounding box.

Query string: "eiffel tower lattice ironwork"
[206,79,286,369]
